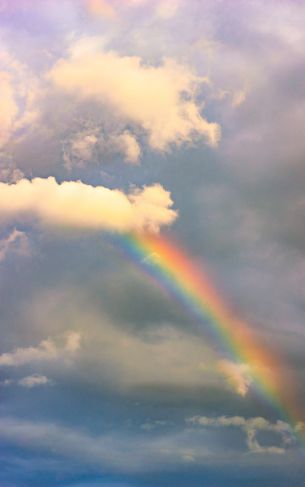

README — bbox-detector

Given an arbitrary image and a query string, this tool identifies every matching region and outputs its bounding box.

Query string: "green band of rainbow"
[117,232,304,446]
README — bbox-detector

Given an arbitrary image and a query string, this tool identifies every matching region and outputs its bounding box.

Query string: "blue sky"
[0,1,305,485]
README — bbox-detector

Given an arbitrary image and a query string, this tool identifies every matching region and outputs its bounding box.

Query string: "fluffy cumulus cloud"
[188,415,296,455]
[0,331,81,367]
[0,177,177,233]
[49,42,220,151]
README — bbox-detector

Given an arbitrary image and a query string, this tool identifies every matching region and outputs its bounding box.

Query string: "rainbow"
[117,231,304,443]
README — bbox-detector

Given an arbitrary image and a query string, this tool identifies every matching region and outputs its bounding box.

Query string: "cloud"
[49,43,220,151]
[115,131,141,164]
[25,286,217,389]
[0,72,18,148]
[86,0,117,19]
[0,331,81,367]
[0,50,39,150]
[86,0,179,20]
[0,414,299,476]
[0,177,177,233]
[0,415,205,473]
[188,415,295,455]
[18,374,51,388]
[154,0,180,19]
[218,360,252,397]
[64,132,98,169]
[0,228,30,263]
[63,129,141,169]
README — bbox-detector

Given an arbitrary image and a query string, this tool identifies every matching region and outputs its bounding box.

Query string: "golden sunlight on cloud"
[0,177,177,233]
[49,44,220,151]
[87,0,117,19]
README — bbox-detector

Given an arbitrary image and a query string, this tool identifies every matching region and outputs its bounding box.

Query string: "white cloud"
[0,228,30,263]
[188,415,295,454]
[0,177,177,233]
[218,359,252,396]
[18,374,51,388]
[0,331,81,367]
[49,44,220,151]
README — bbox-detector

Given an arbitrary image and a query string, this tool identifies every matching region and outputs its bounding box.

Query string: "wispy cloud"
[0,228,30,263]
[0,374,52,388]
[187,415,295,455]
[18,374,51,388]
[0,331,81,367]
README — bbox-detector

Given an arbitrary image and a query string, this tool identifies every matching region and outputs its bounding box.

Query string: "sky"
[0,0,305,485]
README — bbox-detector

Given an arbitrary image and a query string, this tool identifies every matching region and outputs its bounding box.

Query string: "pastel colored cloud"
[49,44,220,151]
[86,0,117,19]
[115,131,141,164]
[86,0,179,20]
[218,359,252,397]
[0,177,177,233]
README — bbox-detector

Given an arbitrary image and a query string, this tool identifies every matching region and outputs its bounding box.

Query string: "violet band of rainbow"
[116,232,304,445]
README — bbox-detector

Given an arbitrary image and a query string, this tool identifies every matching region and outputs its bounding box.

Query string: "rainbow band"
[117,232,303,443]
